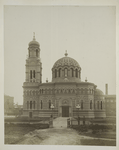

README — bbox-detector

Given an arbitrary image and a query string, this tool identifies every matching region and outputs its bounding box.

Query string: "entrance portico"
[58,99,73,117]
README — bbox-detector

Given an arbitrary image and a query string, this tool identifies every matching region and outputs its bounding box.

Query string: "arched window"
[101,101,102,109]
[92,89,93,94]
[33,101,35,109]
[65,68,68,76]
[90,100,92,109]
[71,68,73,77]
[36,49,38,57]
[33,70,35,78]
[55,69,57,78]
[97,101,99,109]
[49,100,51,109]
[41,100,43,109]
[81,100,83,109]
[59,68,61,77]
[75,69,78,78]
[27,101,29,109]
[30,101,32,109]
[30,70,32,79]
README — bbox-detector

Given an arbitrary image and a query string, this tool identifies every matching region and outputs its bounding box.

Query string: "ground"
[5,117,116,146]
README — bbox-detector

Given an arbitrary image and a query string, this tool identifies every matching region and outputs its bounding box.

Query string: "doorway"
[29,112,32,118]
[62,106,69,117]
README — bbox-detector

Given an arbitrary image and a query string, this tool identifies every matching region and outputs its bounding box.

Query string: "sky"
[4,6,116,105]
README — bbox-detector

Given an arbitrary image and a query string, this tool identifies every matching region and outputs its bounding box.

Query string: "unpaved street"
[16,117,116,145]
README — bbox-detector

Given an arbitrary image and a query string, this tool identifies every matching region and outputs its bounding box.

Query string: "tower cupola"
[25,33,42,83]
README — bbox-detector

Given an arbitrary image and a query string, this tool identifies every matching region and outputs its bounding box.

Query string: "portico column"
[78,71,79,78]
[79,71,81,79]
[73,70,75,77]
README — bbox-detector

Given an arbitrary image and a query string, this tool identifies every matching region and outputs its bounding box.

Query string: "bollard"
[83,116,85,125]
[78,116,80,126]
[67,118,70,128]
[49,117,53,128]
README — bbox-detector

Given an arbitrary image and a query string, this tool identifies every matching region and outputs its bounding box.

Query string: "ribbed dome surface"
[53,56,81,69]
[95,89,104,95]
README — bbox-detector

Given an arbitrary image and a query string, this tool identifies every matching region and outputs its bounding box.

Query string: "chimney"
[105,84,108,95]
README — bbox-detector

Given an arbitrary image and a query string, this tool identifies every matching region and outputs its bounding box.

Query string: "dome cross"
[65,50,68,57]
[33,32,36,41]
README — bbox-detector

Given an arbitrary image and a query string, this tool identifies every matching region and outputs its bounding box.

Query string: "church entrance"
[62,106,69,117]
[29,112,32,118]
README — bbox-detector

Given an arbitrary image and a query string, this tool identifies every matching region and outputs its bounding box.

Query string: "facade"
[23,36,106,118]
[4,95,14,115]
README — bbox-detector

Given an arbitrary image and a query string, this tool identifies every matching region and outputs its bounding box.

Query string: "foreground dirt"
[5,117,116,145]
[15,118,116,145]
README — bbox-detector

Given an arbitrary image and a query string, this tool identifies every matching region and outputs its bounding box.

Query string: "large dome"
[52,51,81,83]
[53,52,81,69]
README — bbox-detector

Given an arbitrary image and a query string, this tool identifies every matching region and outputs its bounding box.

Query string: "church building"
[23,36,106,118]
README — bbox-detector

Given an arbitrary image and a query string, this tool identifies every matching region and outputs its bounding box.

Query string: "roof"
[95,89,104,95]
[53,56,81,69]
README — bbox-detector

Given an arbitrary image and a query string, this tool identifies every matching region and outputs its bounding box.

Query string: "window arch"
[75,69,78,78]
[41,100,43,109]
[90,100,92,109]
[71,68,73,77]
[55,69,57,78]
[92,89,93,94]
[49,100,51,109]
[101,101,102,109]
[81,100,83,109]
[65,68,68,76]
[30,70,32,79]
[97,101,99,109]
[59,68,61,77]
[36,49,38,57]
[30,101,32,109]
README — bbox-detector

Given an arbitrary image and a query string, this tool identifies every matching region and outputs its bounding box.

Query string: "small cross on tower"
[33,32,36,40]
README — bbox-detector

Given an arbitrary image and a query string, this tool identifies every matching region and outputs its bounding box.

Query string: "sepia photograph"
[1,0,119,149]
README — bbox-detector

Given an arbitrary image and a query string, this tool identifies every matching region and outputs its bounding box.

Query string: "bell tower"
[25,33,42,83]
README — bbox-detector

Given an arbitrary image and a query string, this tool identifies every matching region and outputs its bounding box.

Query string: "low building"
[4,95,14,115]
[104,84,116,118]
